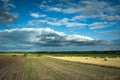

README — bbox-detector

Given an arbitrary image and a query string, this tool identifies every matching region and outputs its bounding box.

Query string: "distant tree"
[12,55,17,57]
[23,54,27,57]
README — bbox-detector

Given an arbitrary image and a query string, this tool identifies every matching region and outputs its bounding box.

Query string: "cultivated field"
[0,56,25,80]
[0,55,120,80]
[52,56,120,69]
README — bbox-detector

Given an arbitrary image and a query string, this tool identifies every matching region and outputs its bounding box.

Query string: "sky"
[0,0,120,51]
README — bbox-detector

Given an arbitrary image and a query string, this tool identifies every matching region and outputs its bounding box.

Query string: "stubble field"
[0,55,120,80]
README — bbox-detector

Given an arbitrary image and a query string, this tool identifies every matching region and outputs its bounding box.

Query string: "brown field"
[0,56,120,80]
[0,56,25,80]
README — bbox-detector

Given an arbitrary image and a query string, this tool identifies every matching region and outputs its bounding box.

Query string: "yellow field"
[52,57,120,68]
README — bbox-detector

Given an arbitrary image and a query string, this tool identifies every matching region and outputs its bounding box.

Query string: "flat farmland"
[0,56,25,80]
[52,57,120,69]
[0,56,120,80]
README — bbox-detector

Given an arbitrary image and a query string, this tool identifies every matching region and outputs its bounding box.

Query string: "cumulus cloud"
[0,0,19,25]
[0,28,93,47]
[0,28,119,51]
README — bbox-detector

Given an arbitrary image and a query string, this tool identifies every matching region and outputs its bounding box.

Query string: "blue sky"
[0,0,120,51]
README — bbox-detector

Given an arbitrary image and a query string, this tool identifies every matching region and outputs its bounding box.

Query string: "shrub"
[38,55,42,57]
[104,57,108,61]
[93,56,97,58]
[85,57,88,60]
[23,54,27,57]
[12,55,17,57]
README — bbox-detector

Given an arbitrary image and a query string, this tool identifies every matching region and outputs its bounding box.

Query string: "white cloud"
[28,19,62,26]
[28,0,120,30]
[0,0,18,25]
[0,28,119,51]
[48,7,62,12]
[28,17,87,27]
[30,13,40,18]
[58,18,87,27]
[30,13,46,18]
[101,15,120,21]
[65,22,87,27]
[39,0,120,22]
[40,0,103,14]
[0,28,95,48]
[90,22,115,29]
[66,35,94,41]
[72,15,87,21]
[59,18,68,23]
